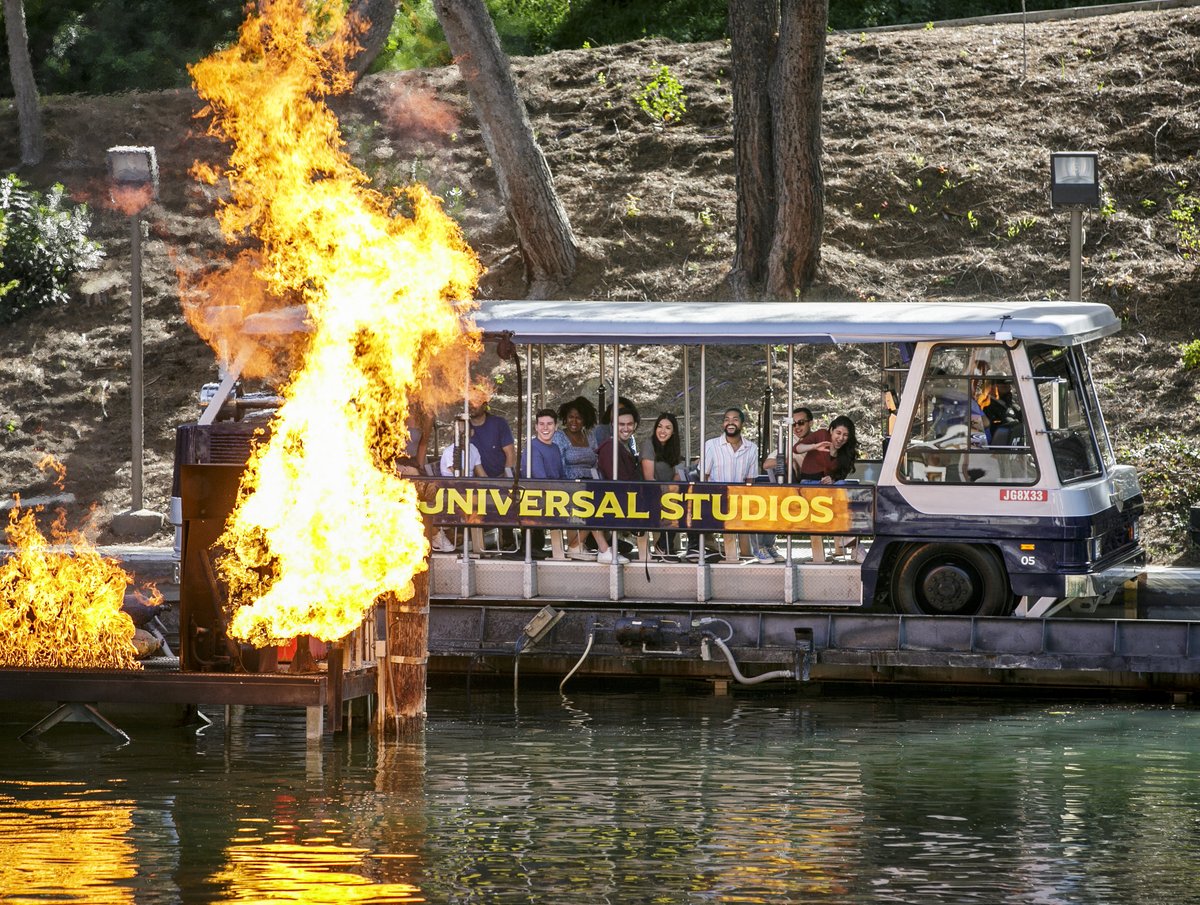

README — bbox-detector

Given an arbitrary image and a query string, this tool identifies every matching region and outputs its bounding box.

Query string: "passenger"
[642,413,685,557]
[521,407,565,559]
[432,417,485,553]
[595,396,640,457]
[805,415,858,483]
[763,406,816,480]
[701,407,780,565]
[597,405,640,481]
[792,409,834,482]
[394,404,432,477]
[468,390,516,479]
[552,396,626,564]
[469,389,517,550]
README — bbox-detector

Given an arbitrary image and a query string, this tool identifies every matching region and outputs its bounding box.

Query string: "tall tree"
[4,0,43,166]
[727,0,827,300]
[432,0,578,299]
[346,0,397,77]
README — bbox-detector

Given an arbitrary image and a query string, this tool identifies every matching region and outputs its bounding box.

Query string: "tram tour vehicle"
[419,299,1143,620]
[175,299,1145,686]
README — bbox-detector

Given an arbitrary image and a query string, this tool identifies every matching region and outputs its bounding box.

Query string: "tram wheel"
[891,543,1009,617]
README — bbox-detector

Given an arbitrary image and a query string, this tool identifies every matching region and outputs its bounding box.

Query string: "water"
[2,688,1199,904]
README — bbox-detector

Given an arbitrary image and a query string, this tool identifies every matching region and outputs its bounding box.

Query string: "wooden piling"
[378,568,429,736]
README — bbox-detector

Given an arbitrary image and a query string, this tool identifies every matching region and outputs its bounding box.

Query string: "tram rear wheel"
[891,543,1009,617]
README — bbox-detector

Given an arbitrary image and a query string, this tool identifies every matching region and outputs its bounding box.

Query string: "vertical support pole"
[326,642,344,734]
[379,570,430,736]
[1069,209,1083,301]
[682,346,692,465]
[130,214,145,511]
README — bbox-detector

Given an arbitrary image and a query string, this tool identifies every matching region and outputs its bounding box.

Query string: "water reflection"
[0,694,1198,903]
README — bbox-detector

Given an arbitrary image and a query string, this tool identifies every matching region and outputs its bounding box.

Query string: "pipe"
[560,629,596,694]
[705,634,796,686]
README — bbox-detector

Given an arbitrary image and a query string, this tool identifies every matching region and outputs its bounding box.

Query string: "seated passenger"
[521,408,565,559]
[432,418,485,553]
[394,404,432,477]
[594,396,640,457]
[552,395,626,564]
[597,404,641,481]
[763,406,817,480]
[804,415,858,483]
[642,413,685,557]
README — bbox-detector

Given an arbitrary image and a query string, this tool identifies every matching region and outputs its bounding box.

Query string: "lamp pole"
[129,210,146,509]
[1049,151,1100,303]
[1069,209,1083,302]
[106,146,163,536]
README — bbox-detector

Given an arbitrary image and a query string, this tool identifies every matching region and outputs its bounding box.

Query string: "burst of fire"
[187,0,480,647]
[0,459,160,669]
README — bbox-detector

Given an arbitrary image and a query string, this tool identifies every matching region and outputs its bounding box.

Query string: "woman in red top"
[796,416,857,483]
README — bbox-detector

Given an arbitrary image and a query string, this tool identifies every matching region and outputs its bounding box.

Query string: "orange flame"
[188,0,480,646]
[0,490,160,669]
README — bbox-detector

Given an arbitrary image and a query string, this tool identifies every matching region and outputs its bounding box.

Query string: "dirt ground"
[0,7,1198,561]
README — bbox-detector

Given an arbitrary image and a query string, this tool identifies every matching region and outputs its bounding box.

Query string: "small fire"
[188,0,479,646]
[0,460,160,669]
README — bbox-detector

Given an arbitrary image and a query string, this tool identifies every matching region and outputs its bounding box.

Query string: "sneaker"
[431,532,455,554]
[567,546,596,561]
[754,549,776,565]
[683,547,700,561]
[596,549,629,564]
[770,549,788,563]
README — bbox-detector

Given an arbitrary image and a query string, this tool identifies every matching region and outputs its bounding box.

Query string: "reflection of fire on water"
[0,458,162,670]
[186,0,479,648]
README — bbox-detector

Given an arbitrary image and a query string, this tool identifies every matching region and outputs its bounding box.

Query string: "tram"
[420,300,1144,619]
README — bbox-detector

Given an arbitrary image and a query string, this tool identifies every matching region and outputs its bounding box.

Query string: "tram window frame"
[898,343,1039,486]
[1028,343,1104,484]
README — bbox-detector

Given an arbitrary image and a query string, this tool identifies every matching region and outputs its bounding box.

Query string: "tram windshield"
[1027,343,1105,483]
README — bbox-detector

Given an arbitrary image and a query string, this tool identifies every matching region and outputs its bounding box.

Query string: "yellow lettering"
[712,493,736,521]
[625,491,650,519]
[660,492,684,520]
[809,495,835,525]
[767,493,778,522]
[446,487,473,515]
[489,488,513,516]
[688,493,708,520]
[781,495,811,523]
[741,493,766,522]
[594,492,624,518]
[572,490,596,519]
[519,489,543,517]
[545,490,570,518]
[418,487,444,515]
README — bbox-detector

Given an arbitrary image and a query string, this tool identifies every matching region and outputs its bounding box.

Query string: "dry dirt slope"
[0,6,1197,559]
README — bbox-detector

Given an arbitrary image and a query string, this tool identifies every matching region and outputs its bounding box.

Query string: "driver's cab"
[874,337,1143,611]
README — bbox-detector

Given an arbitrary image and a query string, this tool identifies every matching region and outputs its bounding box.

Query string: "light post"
[106,146,164,536]
[1049,151,1101,301]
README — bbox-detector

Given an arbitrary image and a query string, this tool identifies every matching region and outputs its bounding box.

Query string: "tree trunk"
[432,0,577,299]
[727,0,827,301]
[4,0,44,167]
[346,0,398,78]
[726,0,777,300]
[765,0,827,298]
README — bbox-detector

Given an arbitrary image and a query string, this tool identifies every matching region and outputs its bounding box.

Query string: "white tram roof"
[471,300,1121,347]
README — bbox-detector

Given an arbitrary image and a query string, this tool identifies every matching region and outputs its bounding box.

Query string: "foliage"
[1,0,244,95]
[1181,339,1200,372]
[1120,434,1200,558]
[1168,183,1200,259]
[0,176,102,323]
[372,0,451,71]
[0,214,15,301]
[636,64,687,124]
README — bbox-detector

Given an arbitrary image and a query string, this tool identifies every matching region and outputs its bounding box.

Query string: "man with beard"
[699,408,779,564]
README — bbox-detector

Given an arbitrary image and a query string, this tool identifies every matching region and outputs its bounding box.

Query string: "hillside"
[0,7,1198,560]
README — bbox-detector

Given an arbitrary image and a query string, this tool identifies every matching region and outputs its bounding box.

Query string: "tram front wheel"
[891,543,1009,617]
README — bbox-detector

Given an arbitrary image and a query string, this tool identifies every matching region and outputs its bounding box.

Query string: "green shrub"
[637,64,687,124]
[0,176,102,324]
[1181,339,1200,371]
[1120,435,1200,558]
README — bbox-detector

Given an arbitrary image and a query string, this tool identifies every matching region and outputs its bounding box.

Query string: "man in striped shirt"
[702,408,781,564]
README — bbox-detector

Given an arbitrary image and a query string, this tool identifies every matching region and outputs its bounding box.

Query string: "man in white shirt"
[702,407,781,564]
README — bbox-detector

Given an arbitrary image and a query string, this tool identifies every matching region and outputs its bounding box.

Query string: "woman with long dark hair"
[641,413,684,558]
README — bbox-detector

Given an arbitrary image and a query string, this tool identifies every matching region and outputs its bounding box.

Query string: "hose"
[559,629,596,694]
[707,634,796,686]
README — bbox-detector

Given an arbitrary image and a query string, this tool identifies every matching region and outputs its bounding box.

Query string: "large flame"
[188,0,479,646]
[0,490,156,670]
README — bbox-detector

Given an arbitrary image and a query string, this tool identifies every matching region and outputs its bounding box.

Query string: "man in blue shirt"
[469,395,516,478]
[521,408,565,558]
